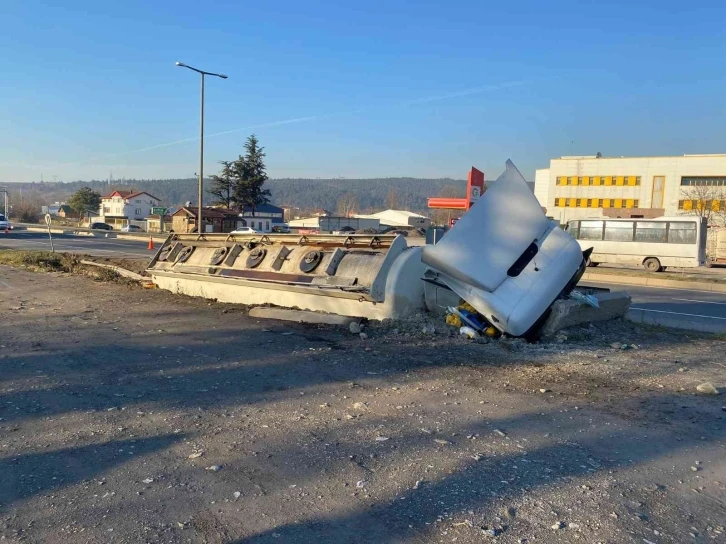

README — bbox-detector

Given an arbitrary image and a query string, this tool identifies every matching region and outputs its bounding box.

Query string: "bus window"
[604,221,635,242]
[566,220,579,238]
[668,222,697,244]
[579,220,604,241]
[635,221,667,243]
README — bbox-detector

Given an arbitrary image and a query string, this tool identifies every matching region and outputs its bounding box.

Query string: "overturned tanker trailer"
[147,160,593,337]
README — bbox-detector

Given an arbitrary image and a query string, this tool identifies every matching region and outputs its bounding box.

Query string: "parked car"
[230,227,261,234]
[388,229,409,237]
[120,225,143,232]
[90,222,113,231]
[339,226,356,233]
[0,214,13,231]
[272,225,291,233]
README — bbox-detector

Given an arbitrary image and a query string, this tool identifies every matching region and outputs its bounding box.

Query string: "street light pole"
[176,62,228,234]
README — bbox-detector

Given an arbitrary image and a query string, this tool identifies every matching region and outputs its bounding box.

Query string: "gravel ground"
[0,264,724,544]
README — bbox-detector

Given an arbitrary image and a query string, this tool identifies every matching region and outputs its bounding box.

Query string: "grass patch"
[0,250,80,272]
[0,249,131,285]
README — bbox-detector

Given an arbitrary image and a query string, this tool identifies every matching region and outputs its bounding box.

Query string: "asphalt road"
[0,231,154,258]
[585,280,726,333]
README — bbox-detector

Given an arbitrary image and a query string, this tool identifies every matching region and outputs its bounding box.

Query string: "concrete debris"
[375,436,390,442]
[540,292,631,338]
[610,342,622,349]
[205,465,222,472]
[359,332,369,341]
[356,480,367,488]
[422,324,436,334]
[412,480,423,490]
[188,451,204,459]
[142,478,154,484]
[233,491,241,499]
[493,429,507,437]
[434,439,451,445]
[349,322,362,334]
[696,382,720,395]
[551,521,565,530]
[539,388,551,393]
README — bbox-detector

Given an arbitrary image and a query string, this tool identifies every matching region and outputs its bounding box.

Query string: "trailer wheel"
[210,247,228,266]
[300,251,323,273]
[643,257,662,272]
[246,248,267,268]
[176,246,194,263]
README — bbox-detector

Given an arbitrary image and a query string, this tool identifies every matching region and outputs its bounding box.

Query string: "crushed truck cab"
[421,160,588,337]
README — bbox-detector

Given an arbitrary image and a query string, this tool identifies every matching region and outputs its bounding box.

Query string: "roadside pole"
[45,214,55,252]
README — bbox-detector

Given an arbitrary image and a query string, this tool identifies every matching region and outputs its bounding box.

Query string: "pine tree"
[207,161,235,208]
[232,135,271,215]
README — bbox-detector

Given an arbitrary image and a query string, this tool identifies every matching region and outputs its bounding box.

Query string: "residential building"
[534,154,726,224]
[100,190,161,228]
[171,206,238,233]
[146,214,173,233]
[57,205,79,219]
[238,204,285,233]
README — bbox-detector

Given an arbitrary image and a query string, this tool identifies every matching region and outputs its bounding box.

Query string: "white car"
[230,227,261,234]
[121,224,143,232]
[0,214,12,231]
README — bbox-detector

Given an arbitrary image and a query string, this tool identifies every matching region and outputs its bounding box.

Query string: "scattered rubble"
[696,382,720,395]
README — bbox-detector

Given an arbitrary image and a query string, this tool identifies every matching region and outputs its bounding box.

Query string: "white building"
[534,154,726,224]
[100,190,161,228]
[355,209,431,229]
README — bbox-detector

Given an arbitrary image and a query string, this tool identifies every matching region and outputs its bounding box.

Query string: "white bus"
[565,216,707,272]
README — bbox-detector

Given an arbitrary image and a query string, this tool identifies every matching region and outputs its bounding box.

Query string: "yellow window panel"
[615,176,625,186]
[614,198,623,208]
[625,199,634,208]
[592,176,601,186]
[712,200,720,212]
[569,176,578,186]
[683,200,693,211]
[602,199,610,208]
[580,198,588,207]
[568,198,577,207]
[604,176,613,186]
[627,176,637,186]
[582,176,590,185]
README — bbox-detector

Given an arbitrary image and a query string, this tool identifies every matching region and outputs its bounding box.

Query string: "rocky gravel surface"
[0,264,724,543]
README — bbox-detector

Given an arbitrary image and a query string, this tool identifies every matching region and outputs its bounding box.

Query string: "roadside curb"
[582,272,726,293]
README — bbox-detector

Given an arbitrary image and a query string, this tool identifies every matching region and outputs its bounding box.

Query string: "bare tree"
[679,185,726,225]
[385,189,399,210]
[336,192,359,217]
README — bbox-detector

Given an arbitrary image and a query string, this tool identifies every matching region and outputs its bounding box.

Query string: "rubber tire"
[643,257,662,272]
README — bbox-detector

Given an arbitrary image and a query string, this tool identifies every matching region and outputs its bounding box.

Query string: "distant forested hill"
[7,177,466,215]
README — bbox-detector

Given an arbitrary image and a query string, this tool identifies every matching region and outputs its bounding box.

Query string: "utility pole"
[0,187,8,219]
[175,61,228,234]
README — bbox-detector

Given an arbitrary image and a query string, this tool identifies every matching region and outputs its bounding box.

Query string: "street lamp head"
[218,74,228,79]
[175,61,186,67]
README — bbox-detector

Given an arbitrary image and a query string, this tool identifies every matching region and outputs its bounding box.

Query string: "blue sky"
[1,0,725,183]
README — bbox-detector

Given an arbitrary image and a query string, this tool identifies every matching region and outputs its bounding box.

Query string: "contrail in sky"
[34,79,531,170]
